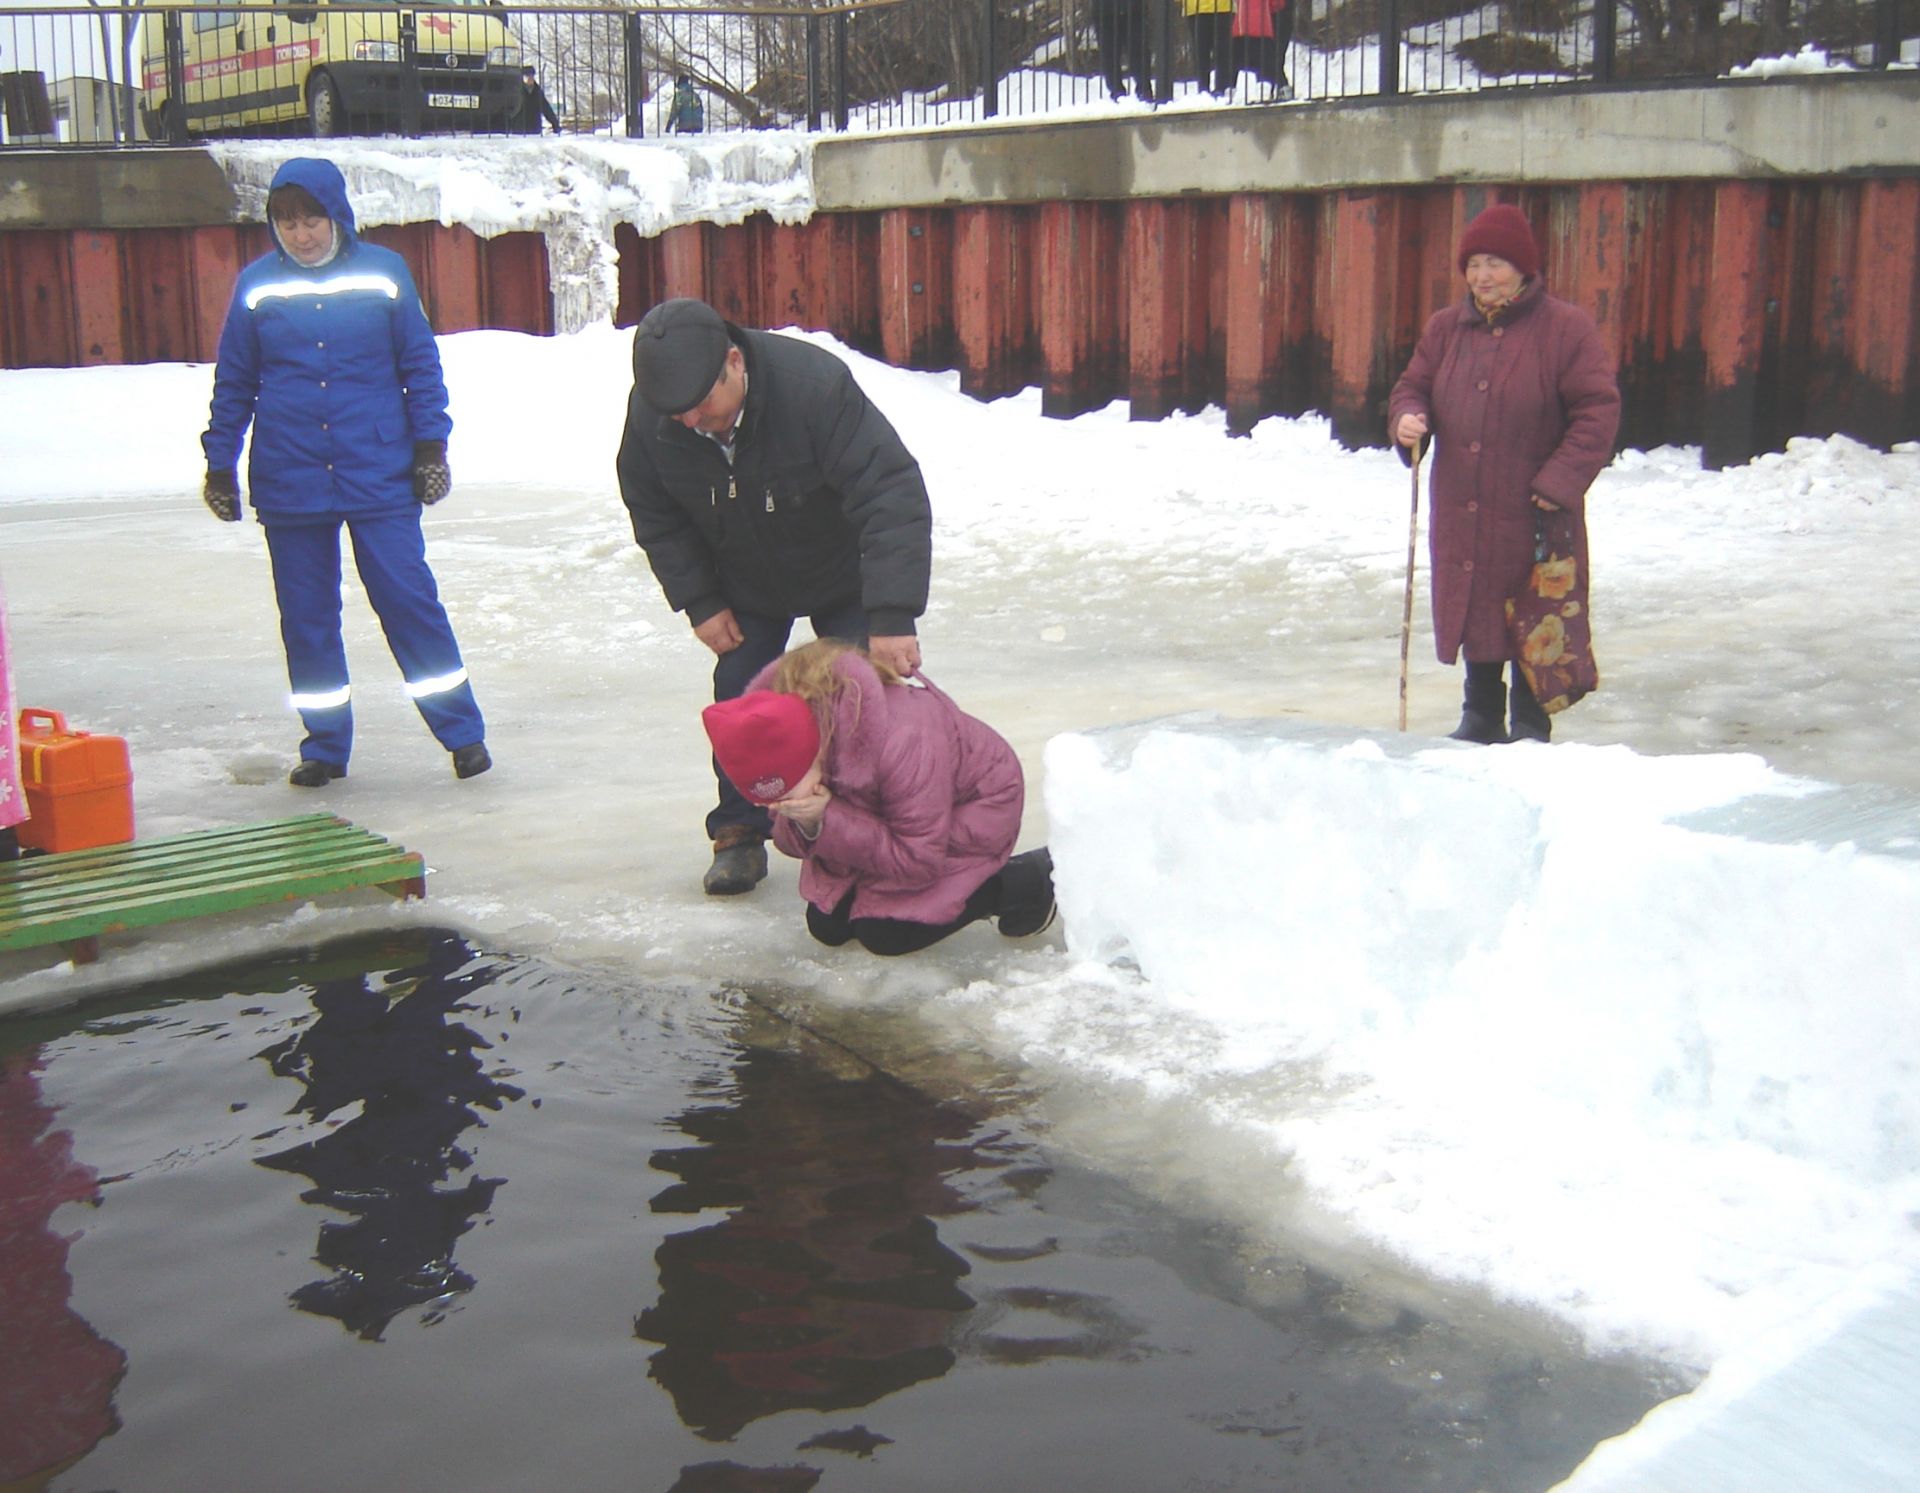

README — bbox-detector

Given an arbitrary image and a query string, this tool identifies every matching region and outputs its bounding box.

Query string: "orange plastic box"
[16,708,135,854]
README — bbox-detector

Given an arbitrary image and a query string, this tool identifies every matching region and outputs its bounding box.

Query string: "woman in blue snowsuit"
[202,157,489,787]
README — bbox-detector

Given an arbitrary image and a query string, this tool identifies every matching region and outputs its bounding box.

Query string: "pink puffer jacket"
[0,580,24,834]
[750,653,1023,924]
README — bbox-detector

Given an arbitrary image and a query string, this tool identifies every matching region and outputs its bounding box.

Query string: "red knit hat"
[1457,204,1540,279]
[702,692,821,805]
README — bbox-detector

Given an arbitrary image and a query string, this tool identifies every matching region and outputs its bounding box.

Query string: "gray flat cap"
[632,298,731,415]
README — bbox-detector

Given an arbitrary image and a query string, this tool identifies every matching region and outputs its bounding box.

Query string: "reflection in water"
[254,933,524,1341]
[636,1035,993,1442]
[0,1051,127,1485]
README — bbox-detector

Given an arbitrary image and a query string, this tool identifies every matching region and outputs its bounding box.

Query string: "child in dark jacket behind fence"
[701,640,1055,955]
[667,74,704,133]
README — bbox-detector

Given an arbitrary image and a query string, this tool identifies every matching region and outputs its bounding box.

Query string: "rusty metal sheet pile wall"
[0,221,552,368]
[611,180,1919,465]
[4,176,1916,463]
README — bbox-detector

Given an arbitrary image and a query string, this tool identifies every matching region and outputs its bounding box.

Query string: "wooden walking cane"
[1398,443,1423,732]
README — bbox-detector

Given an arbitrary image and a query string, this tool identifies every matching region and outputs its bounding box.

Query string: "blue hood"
[268,157,358,241]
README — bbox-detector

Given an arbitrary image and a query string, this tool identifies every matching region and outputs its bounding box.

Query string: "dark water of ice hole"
[0,928,1677,1492]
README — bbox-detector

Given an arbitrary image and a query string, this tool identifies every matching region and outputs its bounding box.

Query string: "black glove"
[204,469,241,522]
[412,441,451,504]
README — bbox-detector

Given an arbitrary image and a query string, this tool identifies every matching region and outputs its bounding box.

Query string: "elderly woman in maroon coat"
[1388,203,1621,743]
[701,639,1055,954]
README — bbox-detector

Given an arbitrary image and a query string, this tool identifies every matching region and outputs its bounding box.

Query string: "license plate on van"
[427,92,479,108]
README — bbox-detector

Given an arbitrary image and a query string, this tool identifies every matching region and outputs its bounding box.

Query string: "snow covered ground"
[4,135,1919,1487]
[6,324,1918,1490]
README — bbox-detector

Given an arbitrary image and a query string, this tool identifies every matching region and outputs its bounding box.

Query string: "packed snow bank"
[1559,1261,1920,1490]
[1031,718,1920,1369]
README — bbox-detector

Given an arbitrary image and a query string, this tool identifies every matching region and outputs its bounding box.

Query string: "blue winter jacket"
[203,157,452,524]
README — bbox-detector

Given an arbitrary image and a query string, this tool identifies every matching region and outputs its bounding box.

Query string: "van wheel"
[158,98,188,144]
[307,72,343,137]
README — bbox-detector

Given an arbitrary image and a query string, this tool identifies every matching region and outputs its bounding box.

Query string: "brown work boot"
[703,826,768,896]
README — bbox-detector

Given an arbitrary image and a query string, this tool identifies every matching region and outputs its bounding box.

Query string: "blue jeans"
[706,600,867,841]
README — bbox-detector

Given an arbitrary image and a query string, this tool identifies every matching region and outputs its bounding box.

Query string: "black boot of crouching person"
[996,847,1058,938]
[1448,660,1509,744]
[1507,666,1552,743]
[0,825,18,861]
[704,825,769,897]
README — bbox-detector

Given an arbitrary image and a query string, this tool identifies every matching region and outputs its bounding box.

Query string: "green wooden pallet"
[0,813,427,966]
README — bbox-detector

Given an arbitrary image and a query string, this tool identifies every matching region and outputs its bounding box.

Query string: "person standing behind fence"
[1093,0,1157,102]
[1182,0,1236,97]
[1231,0,1294,100]
[512,65,561,134]
[201,157,490,788]
[667,74,705,133]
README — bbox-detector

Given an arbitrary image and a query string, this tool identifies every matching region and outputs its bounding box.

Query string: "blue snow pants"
[706,599,867,842]
[263,513,484,769]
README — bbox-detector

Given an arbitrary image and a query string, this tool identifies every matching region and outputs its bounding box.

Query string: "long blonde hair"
[768,639,901,754]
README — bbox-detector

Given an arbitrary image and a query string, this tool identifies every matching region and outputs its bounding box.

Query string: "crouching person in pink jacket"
[701,640,1056,954]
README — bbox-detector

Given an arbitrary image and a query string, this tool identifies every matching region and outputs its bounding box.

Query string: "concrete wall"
[0,147,233,230]
[812,76,1920,209]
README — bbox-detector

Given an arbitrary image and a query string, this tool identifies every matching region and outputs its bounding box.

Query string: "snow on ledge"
[206,135,817,334]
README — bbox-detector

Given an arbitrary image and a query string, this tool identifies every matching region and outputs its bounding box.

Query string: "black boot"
[996,848,1057,938]
[1448,661,1508,744]
[1508,667,1552,743]
[452,742,493,779]
[289,759,346,788]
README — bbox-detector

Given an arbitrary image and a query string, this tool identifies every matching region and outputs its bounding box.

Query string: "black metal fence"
[1,0,1909,147]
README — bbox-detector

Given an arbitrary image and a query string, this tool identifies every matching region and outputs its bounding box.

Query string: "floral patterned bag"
[1504,508,1598,713]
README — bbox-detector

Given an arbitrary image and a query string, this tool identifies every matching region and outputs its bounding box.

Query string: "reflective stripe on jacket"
[203,157,450,523]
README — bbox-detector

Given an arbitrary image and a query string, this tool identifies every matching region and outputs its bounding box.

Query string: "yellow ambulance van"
[140,1,525,140]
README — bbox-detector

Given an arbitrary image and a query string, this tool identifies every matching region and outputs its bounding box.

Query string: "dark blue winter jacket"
[203,157,452,525]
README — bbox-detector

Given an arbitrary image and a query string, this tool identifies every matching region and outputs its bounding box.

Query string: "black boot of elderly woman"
[996,848,1058,938]
[1508,666,1553,743]
[1448,661,1508,744]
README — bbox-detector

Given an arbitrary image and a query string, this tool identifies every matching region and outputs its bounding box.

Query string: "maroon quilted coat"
[749,652,1023,924]
[1387,285,1620,665]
